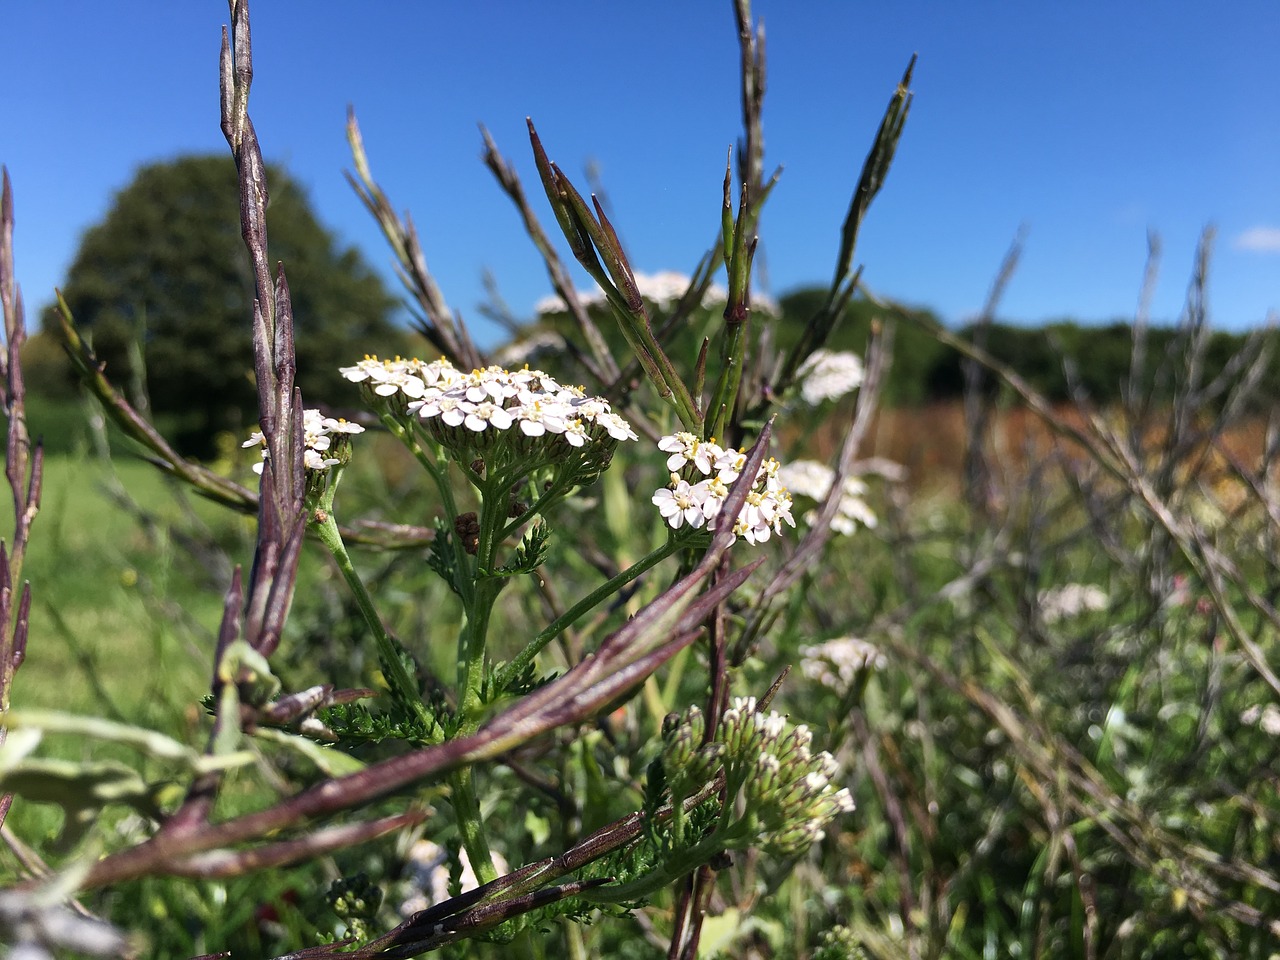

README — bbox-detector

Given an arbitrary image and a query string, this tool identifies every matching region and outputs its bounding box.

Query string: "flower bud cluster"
[340,355,637,486]
[660,706,725,809]
[659,697,854,857]
[775,459,877,535]
[651,432,795,545]
[722,696,854,854]
[243,408,364,475]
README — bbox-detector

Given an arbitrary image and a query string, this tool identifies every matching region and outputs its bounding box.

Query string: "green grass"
[5,454,241,718]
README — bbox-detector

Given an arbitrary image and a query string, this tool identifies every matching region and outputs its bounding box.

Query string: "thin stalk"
[498,474,572,543]
[705,321,746,442]
[449,766,500,887]
[312,507,441,742]
[379,409,481,611]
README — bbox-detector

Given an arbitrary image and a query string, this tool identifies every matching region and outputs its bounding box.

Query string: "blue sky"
[4,2,1277,347]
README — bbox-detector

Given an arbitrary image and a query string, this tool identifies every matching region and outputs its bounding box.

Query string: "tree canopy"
[45,154,408,454]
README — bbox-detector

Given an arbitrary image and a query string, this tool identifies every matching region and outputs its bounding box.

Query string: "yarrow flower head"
[338,355,432,408]
[341,355,637,489]
[242,408,364,477]
[775,459,877,534]
[651,434,794,545]
[794,349,865,406]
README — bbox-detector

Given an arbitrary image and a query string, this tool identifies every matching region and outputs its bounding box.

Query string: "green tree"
[45,155,407,455]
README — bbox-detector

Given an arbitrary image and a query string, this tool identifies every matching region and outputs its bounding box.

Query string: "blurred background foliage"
[28,155,416,457]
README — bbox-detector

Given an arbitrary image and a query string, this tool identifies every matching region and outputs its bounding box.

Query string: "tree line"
[777,287,1279,410]
[16,155,1275,458]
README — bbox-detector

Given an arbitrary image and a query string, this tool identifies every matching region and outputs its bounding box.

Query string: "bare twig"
[0,168,44,834]
[480,125,618,385]
[346,110,481,371]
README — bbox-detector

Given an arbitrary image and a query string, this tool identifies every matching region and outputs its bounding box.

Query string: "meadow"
[5,374,1278,958]
[2,2,1278,958]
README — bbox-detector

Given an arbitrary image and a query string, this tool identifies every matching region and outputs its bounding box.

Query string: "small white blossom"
[515,398,569,436]
[463,401,515,433]
[658,432,716,474]
[243,408,363,477]
[1038,583,1108,624]
[437,396,473,428]
[776,460,877,534]
[320,416,365,435]
[795,349,865,405]
[593,411,640,442]
[714,447,747,484]
[652,480,709,530]
[303,448,340,471]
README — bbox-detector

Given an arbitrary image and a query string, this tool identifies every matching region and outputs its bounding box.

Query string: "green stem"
[449,766,500,887]
[382,412,480,613]
[494,535,684,694]
[374,412,504,901]
[313,509,441,742]
[449,477,510,905]
[456,578,501,725]
[706,322,745,442]
[474,473,514,577]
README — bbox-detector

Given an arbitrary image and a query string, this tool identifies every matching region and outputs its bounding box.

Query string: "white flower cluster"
[340,356,637,476]
[535,269,779,316]
[1240,703,1280,737]
[651,432,795,545]
[242,408,364,475]
[1037,583,1108,624]
[660,699,854,855]
[795,349,865,405]
[775,460,877,535]
[800,636,886,691]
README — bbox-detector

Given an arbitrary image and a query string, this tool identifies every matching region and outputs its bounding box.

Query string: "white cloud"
[1234,226,1280,253]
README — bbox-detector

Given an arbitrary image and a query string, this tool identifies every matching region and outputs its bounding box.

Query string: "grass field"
[7,455,242,716]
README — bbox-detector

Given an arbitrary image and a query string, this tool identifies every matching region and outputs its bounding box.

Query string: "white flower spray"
[651,432,795,545]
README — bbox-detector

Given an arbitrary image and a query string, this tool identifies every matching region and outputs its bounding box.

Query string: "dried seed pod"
[454,511,481,555]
